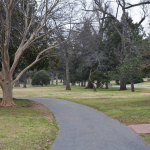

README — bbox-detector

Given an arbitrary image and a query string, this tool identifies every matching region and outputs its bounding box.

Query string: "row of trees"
[1,0,150,106]
[0,0,77,106]
[55,0,150,92]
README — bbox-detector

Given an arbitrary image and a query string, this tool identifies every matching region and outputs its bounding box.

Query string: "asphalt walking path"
[18,97,150,150]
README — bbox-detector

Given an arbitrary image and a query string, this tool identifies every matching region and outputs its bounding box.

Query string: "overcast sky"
[85,0,150,34]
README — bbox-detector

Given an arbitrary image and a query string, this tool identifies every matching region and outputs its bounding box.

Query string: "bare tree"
[93,0,148,90]
[0,0,74,107]
[54,27,71,90]
[54,2,81,90]
[75,1,108,91]
[118,0,150,9]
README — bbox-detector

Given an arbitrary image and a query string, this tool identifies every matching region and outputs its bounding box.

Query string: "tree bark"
[0,81,16,107]
[120,78,127,90]
[23,72,27,88]
[88,73,97,92]
[131,76,135,92]
[106,82,108,89]
[87,80,93,88]
[88,70,97,92]
[120,7,127,91]
[65,52,71,90]
[81,81,83,87]
[56,73,58,85]
[0,0,73,107]
[90,80,97,92]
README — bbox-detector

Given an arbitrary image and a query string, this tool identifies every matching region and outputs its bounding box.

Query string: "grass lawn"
[0,85,150,145]
[143,78,149,82]
[110,80,117,84]
[0,99,58,150]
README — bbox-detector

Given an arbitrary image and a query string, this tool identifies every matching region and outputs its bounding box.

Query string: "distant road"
[55,82,150,89]
[111,82,150,89]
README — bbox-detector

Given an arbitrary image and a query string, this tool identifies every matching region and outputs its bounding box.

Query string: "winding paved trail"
[18,97,150,150]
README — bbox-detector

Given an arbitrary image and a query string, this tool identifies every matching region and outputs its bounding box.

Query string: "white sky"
[86,0,150,35]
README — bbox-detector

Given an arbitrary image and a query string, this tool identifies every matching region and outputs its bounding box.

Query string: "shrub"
[126,77,144,84]
[32,70,50,86]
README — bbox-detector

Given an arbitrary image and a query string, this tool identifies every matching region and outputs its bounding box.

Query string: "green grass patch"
[0,99,58,150]
[139,134,150,144]
[1,85,150,144]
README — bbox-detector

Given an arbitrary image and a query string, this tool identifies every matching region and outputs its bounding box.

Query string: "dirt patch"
[0,98,53,122]
[115,117,150,126]
[141,100,150,104]
[142,133,150,137]
[71,97,111,100]
[0,105,21,108]
[26,100,53,123]
[131,100,150,106]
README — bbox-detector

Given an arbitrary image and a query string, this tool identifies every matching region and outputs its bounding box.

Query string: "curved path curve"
[18,97,150,150]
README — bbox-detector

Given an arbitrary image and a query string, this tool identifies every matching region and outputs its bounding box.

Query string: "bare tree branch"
[13,38,70,83]
[0,0,7,12]
[12,0,21,10]
[124,1,150,9]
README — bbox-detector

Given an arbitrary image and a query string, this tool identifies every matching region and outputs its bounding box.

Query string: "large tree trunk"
[88,74,97,92]
[131,76,135,92]
[120,78,127,90]
[66,52,71,90]
[81,81,83,87]
[105,82,108,89]
[87,80,93,88]
[90,80,97,92]
[23,72,27,88]
[88,70,97,92]
[56,73,58,85]
[0,81,16,107]
[120,8,127,91]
